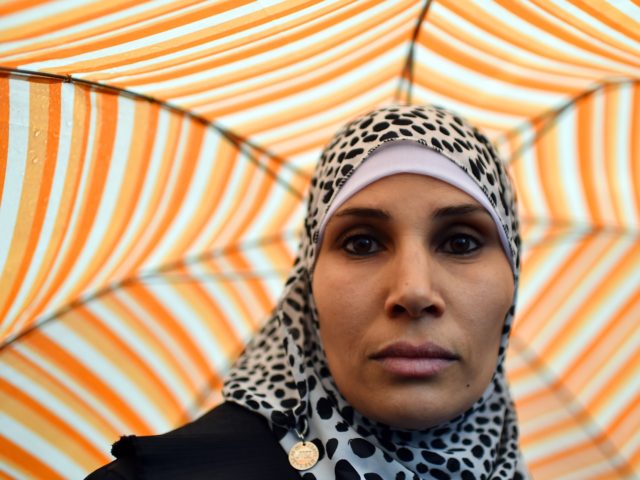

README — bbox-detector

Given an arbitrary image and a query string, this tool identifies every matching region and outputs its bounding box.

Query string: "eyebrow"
[433,204,491,219]
[333,204,490,221]
[334,207,392,220]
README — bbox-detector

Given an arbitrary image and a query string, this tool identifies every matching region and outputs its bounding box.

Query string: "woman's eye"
[342,234,381,256]
[442,234,480,255]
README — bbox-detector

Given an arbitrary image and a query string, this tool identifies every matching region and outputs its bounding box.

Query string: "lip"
[370,341,459,378]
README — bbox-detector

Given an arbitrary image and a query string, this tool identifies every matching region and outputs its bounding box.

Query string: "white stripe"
[151,127,219,259]
[136,116,192,267]
[578,279,640,407]
[96,105,168,278]
[73,0,355,82]
[244,80,399,147]
[556,107,590,223]
[86,299,193,411]
[606,0,640,20]
[12,342,130,435]
[19,0,289,71]
[4,82,74,325]
[410,83,525,129]
[151,4,416,103]
[113,288,203,389]
[414,45,568,106]
[113,107,174,273]
[591,88,616,222]
[517,226,578,313]
[44,322,171,431]
[1,364,107,455]
[0,414,86,479]
[542,237,636,366]
[47,91,134,306]
[0,78,29,292]
[1,0,187,54]
[550,0,640,52]
[430,1,610,77]
[0,463,32,480]
[189,260,256,345]
[427,21,596,89]
[145,283,231,374]
[471,0,639,72]
[613,82,639,228]
[517,129,550,222]
[26,85,98,320]
[0,0,79,30]
[193,145,257,250]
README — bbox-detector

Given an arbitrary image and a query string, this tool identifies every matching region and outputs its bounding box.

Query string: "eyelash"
[340,232,482,257]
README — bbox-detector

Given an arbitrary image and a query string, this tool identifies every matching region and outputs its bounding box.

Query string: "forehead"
[336,174,482,212]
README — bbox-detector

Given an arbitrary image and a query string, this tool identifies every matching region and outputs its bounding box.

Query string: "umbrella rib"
[0,231,299,350]
[510,335,637,478]
[394,0,433,105]
[520,217,640,250]
[496,77,640,165]
[0,67,309,199]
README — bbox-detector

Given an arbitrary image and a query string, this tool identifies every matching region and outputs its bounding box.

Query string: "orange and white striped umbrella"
[1,1,638,478]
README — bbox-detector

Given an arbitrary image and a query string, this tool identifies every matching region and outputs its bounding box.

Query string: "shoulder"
[84,402,299,480]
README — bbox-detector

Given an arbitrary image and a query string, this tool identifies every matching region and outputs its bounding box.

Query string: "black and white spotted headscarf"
[224,105,529,479]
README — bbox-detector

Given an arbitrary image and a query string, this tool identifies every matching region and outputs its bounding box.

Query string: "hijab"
[223,105,529,479]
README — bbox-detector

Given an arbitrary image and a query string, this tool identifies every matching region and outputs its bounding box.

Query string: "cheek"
[460,269,514,364]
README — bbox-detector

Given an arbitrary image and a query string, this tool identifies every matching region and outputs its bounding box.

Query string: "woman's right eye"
[341,234,382,256]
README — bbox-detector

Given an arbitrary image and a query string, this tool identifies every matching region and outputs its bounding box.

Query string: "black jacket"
[85,402,301,480]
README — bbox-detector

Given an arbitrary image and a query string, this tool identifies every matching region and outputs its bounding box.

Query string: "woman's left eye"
[441,234,481,255]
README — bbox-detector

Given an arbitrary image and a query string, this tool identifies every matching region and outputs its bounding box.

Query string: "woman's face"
[312,174,514,429]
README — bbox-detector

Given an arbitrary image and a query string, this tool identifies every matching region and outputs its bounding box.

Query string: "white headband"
[317,141,512,264]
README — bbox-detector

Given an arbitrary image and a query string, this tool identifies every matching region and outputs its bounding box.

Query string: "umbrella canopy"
[1,1,638,478]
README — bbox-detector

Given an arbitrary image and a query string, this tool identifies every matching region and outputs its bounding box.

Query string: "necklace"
[288,421,319,471]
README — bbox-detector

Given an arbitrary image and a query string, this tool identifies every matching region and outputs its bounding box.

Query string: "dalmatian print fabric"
[223,105,529,479]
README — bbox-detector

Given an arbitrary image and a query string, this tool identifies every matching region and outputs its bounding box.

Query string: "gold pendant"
[288,440,319,471]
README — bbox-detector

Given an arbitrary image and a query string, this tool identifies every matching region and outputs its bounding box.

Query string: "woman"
[87,105,528,479]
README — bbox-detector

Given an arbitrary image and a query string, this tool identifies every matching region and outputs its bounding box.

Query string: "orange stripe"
[0,0,203,56]
[576,93,606,226]
[70,306,183,419]
[561,285,639,396]
[99,292,198,397]
[439,0,625,72]
[631,84,640,219]
[185,19,411,117]
[4,347,122,437]
[127,282,213,382]
[0,0,50,15]
[28,332,153,434]
[0,0,140,42]
[34,0,310,75]
[499,0,640,67]
[568,0,640,44]
[420,22,582,95]
[90,0,352,83]
[142,120,205,261]
[1,380,106,467]
[0,76,8,205]
[535,240,637,364]
[0,81,61,324]
[97,101,159,280]
[603,85,625,227]
[119,1,404,92]
[0,80,53,328]
[0,437,63,480]
[21,83,91,326]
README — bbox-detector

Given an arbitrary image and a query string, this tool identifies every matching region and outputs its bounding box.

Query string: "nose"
[384,243,445,319]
